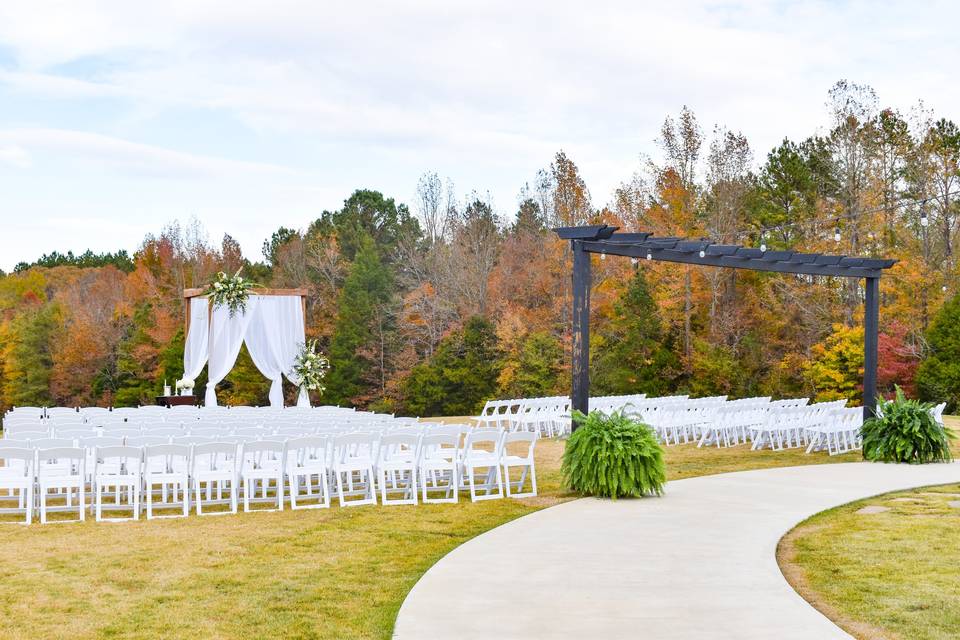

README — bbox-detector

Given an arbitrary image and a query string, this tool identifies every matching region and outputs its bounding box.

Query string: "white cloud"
[0,128,302,179]
[0,144,30,168]
[0,1,959,268]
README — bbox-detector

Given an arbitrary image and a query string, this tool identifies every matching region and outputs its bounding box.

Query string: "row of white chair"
[0,428,537,524]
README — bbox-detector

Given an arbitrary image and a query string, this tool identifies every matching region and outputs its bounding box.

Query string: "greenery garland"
[206,269,255,317]
[291,339,330,394]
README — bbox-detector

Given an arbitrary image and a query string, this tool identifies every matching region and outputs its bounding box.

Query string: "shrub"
[861,386,955,464]
[561,410,666,499]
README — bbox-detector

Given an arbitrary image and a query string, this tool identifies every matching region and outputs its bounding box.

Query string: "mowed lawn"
[780,416,960,640]
[0,420,863,640]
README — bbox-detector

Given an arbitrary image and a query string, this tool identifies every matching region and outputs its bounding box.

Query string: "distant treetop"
[14,249,135,274]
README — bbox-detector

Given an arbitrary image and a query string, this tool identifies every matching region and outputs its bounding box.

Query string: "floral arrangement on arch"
[206,269,256,317]
[291,339,330,395]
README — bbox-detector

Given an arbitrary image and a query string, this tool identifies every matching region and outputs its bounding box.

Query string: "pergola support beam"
[863,277,880,420]
[571,240,591,431]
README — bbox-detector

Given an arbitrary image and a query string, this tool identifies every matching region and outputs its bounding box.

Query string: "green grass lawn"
[0,423,863,640]
[779,416,960,640]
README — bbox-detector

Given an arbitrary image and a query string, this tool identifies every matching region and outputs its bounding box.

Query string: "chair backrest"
[31,437,76,449]
[126,435,171,447]
[36,446,85,468]
[502,430,537,458]
[287,436,328,463]
[378,433,420,462]
[78,436,125,449]
[95,446,142,472]
[144,443,192,461]
[464,429,503,458]
[0,447,35,475]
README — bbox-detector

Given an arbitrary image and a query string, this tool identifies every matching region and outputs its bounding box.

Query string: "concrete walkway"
[394,462,960,639]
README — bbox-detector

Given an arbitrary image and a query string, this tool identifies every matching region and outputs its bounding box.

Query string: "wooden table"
[155,395,198,407]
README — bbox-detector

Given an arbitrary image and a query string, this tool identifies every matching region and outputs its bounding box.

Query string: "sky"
[1,0,959,271]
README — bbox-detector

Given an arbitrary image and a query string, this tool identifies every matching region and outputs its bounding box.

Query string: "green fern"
[561,410,666,499]
[861,386,955,464]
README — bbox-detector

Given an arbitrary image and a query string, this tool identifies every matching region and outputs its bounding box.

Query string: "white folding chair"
[0,448,35,524]
[36,447,86,523]
[462,430,504,502]
[93,445,142,522]
[191,442,239,515]
[501,431,537,498]
[376,433,420,505]
[286,436,331,510]
[238,440,286,512]
[143,444,191,519]
[418,432,459,504]
[333,433,377,507]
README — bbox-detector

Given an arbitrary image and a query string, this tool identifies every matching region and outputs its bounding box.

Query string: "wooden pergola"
[182,287,309,334]
[555,224,897,427]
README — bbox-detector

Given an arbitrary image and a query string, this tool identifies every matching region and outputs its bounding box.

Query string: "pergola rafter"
[555,224,897,428]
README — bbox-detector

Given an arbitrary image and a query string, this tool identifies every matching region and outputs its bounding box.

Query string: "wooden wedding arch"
[554,225,897,429]
[182,287,309,334]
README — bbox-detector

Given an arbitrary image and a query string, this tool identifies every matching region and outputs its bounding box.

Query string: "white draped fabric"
[196,295,309,408]
[245,296,308,408]
[182,297,210,383]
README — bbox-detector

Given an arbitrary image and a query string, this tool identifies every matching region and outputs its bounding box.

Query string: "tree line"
[3,80,960,416]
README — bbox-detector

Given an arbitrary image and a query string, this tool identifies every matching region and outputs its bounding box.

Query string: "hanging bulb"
[921,213,929,227]
[699,250,705,258]
[600,252,606,261]
[646,251,652,260]
[834,221,841,243]
[759,232,767,252]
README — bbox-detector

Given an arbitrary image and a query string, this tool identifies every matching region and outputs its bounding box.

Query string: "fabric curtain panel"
[182,297,210,383]
[204,298,258,407]
[245,296,307,408]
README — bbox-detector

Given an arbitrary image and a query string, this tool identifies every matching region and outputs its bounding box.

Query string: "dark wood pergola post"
[556,225,895,431]
[863,277,880,421]
[571,240,591,430]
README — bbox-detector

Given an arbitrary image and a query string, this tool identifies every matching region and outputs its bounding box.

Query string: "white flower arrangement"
[175,377,195,391]
[206,269,256,317]
[291,339,330,394]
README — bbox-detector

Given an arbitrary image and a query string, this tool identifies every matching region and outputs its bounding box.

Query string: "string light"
[759,231,767,252]
[833,220,841,243]
[646,251,652,260]
[698,249,706,258]
[731,189,960,243]
[600,252,606,261]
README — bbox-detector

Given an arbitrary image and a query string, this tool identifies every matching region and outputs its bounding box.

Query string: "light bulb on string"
[600,252,606,261]
[834,220,841,243]
[921,211,929,227]
[759,231,767,252]
[646,251,652,260]
[699,250,705,258]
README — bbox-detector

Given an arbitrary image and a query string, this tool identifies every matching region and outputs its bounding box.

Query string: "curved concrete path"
[395,462,960,639]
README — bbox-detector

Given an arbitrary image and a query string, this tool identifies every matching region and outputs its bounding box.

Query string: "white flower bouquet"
[175,377,195,395]
[291,339,330,395]
[206,269,256,317]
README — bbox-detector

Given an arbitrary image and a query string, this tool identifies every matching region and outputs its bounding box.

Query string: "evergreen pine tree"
[591,269,679,396]
[917,293,960,410]
[323,233,394,406]
[401,316,502,417]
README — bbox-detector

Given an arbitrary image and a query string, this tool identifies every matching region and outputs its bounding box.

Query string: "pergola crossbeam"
[557,224,897,429]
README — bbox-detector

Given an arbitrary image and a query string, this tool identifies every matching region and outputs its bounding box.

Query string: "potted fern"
[561,410,666,499]
[861,386,955,464]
